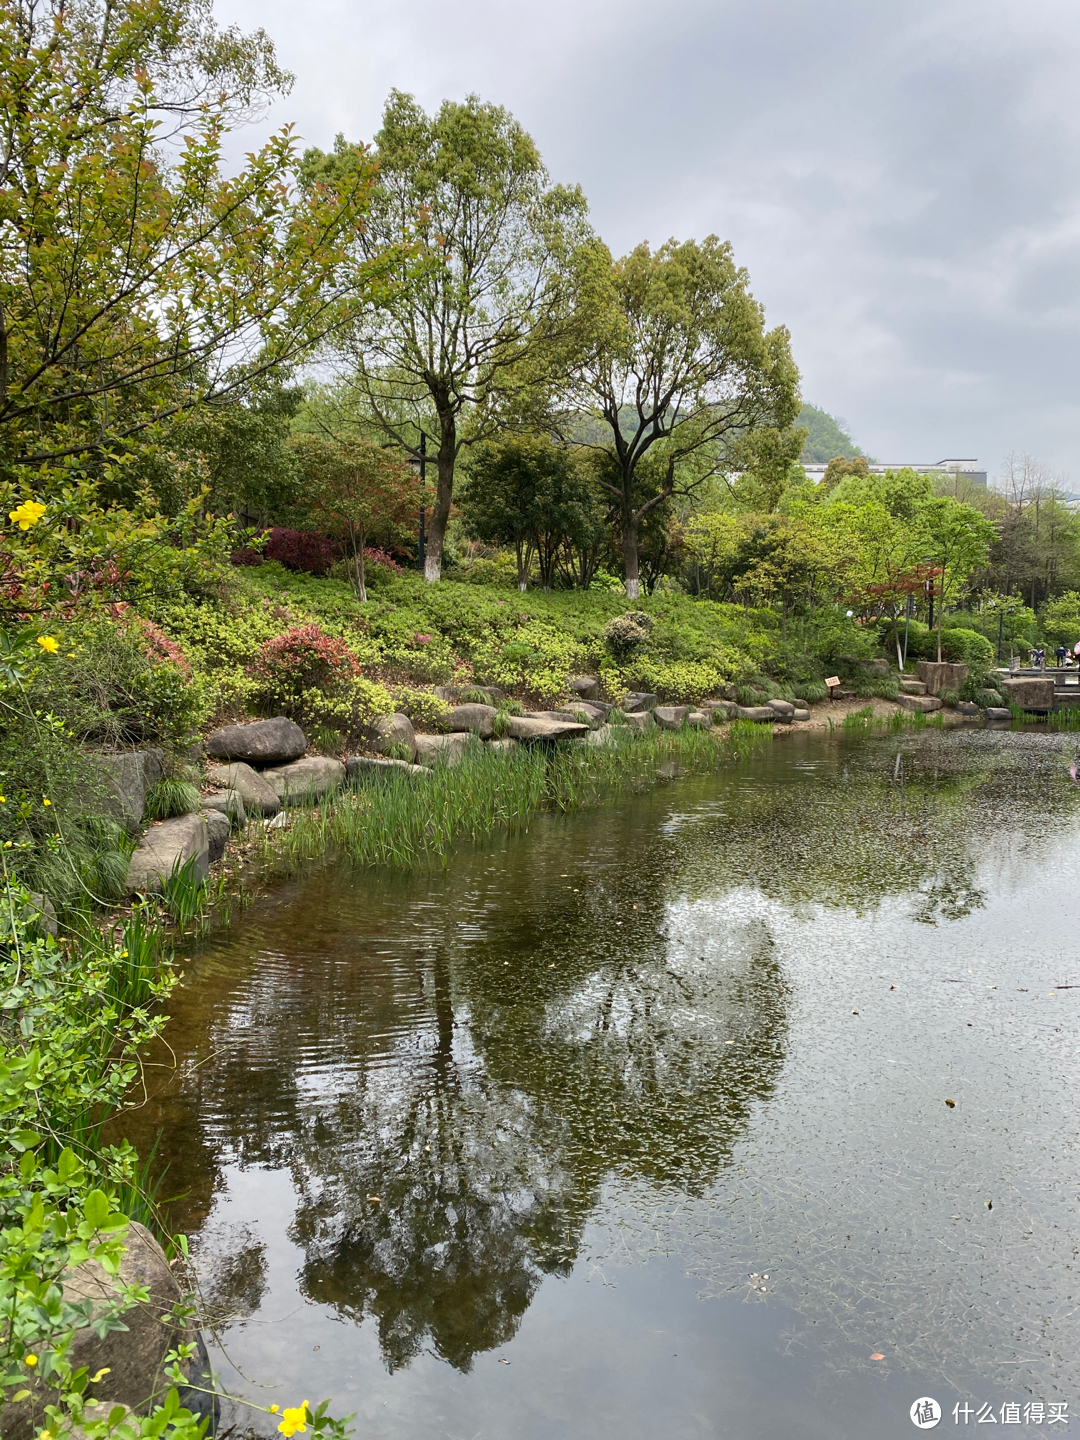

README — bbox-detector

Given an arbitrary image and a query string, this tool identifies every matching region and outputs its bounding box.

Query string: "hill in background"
[797,404,871,463]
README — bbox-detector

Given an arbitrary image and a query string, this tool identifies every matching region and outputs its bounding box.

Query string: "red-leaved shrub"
[230,546,263,567]
[364,546,403,576]
[248,624,360,713]
[263,528,339,575]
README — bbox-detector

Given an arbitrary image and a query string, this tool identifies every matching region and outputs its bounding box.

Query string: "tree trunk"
[622,509,641,601]
[423,411,456,583]
[936,569,944,663]
[357,523,367,603]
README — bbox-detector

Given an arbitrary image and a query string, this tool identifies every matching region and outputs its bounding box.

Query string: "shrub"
[389,687,452,729]
[248,624,361,713]
[939,627,995,667]
[793,680,828,704]
[604,611,654,658]
[975,688,1003,707]
[459,555,520,586]
[263,528,338,575]
[231,546,264,567]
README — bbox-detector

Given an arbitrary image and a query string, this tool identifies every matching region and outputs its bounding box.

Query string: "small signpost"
[825,676,841,699]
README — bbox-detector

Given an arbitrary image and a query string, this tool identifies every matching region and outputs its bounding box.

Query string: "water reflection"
[112,727,1080,1430]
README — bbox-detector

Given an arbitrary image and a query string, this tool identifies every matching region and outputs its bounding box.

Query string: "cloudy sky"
[214,0,1080,481]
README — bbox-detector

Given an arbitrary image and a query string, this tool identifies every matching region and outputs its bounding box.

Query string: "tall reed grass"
[253,725,774,874]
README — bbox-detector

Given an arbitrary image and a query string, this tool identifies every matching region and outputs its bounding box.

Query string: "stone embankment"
[98,661,1021,899]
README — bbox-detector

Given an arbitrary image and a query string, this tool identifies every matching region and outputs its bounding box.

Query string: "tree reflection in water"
[112,730,1070,1375]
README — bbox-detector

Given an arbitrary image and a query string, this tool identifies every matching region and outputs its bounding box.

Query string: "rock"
[126,814,208,893]
[205,762,281,817]
[568,675,600,701]
[915,660,970,696]
[488,737,519,752]
[621,711,654,734]
[859,658,890,675]
[263,756,346,804]
[370,712,417,758]
[414,732,478,767]
[792,708,811,722]
[503,715,590,742]
[27,892,57,938]
[653,705,691,730]
[265,811,287,829]
[561,702,606,729]
[899,678,927,695]
[895,693,944,713]
[441,703,497,738]
[622,692,658,713]
[686,711,711,728]
[984,707,1012,722]
[201,788,246,826]
[734,705,779,722]
[585,724,617,747]
[433,684,505,704]
[704,699,738,719]
[999,676,1054,709]
[766,699,796,717]
[201,808,230,862]
[87,749,165,833]
[956,700,980,716]
[205,717,306,767]
[346,755,430,781]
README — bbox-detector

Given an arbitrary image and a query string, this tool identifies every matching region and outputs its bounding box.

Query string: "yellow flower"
[269,1406,280,1414]
[25,1354,38,1366]
[9,500,46,530]
[277,1402,309,1437]
[42,798,51,806]
[36,636,59,653]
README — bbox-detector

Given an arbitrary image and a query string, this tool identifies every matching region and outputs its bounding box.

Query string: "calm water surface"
[121,728,1080,1439]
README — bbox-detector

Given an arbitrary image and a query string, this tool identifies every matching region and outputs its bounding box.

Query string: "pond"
[120,727,1080,1439]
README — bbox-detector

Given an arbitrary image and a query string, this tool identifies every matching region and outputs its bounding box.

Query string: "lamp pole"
[415,432,427,573]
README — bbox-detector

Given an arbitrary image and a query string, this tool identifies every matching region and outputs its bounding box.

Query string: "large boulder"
[205,761,281,817]
[915,660,970,696]
[792,708,811,722]
[585,724,617,747]
[263,756,346,804]
[487,737,519,753]
[622,692,658,714]
[441,703,497,738]
[87,749,165,833]
[560,702,605,730]
[686,711,711,728]
[734,705,779,722]
[653,705,690,731]
[0,1223,204,1440]
[126,814,208,893]
[704,699,738,719]
[503,715,589,742]
[984,707,1012,722]
[568,675,600,701]
[346,756,430,781]
[1000,676,1054,709]
[369,712,416,758]
[201,788,246,826]
[201,808,230,862]
[622,711,654,734]
[896,693,944,713]
[766,699,796,718]
[205,717,306,767]
[414,732,477,767]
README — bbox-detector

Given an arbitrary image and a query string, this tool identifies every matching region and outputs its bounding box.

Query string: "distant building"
[803,457,988,488]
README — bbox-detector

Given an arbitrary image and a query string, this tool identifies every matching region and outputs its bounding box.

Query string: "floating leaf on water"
[870,1353,885,1361]
[945,1099,956,1108]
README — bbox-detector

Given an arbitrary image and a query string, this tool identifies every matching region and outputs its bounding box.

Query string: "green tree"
[0,0,379,477]
[562,236,800,598]
[461,435,597,590]
[919,497,997,662]
[290,432,414,600]
[303,92,592,583]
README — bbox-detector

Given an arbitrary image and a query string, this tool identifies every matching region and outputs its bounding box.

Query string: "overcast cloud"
[213,0,1080,481]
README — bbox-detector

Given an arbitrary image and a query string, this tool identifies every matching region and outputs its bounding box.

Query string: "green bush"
[939,627,995,667]
[974,688,1003,707]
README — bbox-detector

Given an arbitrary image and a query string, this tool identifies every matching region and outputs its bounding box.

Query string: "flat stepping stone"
[346,756,430,781]
[504,716,589,741]
[896,693,943,713]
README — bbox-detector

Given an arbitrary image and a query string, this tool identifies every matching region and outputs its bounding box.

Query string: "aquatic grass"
[255,725,772,875]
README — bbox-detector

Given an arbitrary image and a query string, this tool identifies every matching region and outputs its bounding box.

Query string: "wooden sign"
[825,676,840,689]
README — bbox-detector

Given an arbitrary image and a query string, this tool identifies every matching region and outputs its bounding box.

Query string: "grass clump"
[143,777,201,819]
